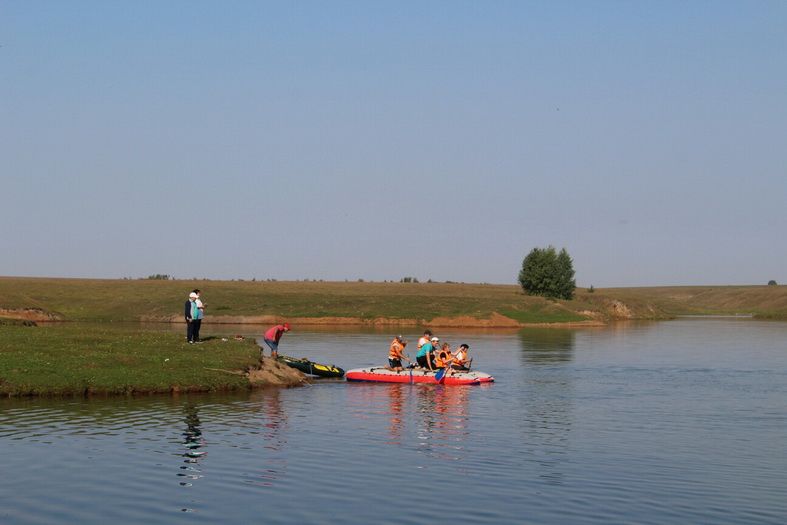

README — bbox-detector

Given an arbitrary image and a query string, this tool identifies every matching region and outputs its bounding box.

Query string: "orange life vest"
[453,349,467,366]
[389,339,406,360]
[434,349,452,368]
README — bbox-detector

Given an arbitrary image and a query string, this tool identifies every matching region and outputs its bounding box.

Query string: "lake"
[1,318,786,524]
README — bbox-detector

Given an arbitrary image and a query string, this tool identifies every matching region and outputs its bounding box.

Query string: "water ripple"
[3,321,787,524]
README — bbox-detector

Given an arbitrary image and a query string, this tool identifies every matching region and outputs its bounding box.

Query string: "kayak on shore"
[277,355,345,378]
[345,367,494,385]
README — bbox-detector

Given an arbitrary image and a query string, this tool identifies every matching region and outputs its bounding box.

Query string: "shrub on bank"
[518,246,577,300]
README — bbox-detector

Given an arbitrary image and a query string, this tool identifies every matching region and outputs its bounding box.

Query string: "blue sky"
[2,1,786,286]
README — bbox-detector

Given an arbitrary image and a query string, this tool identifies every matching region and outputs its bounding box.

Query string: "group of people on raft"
[387,329,473,374]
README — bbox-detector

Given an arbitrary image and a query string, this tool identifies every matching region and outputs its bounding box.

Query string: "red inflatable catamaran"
[345,367,494,385]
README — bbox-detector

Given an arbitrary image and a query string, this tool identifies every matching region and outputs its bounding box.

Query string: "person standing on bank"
[192,289,205,343]
[185,293,199,343]
[262,323,290,358]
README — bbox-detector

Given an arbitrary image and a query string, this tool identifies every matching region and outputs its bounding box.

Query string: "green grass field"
[0,323,261,397]
[1,277,786,323]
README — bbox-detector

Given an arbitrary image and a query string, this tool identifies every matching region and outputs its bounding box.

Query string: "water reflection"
[517,328,576,485]
[346,382,472,462]
[260,389,287,451]
[518,328,576,364]
[245,389,289,488]
[414,385,471,461]
[178,404,205,491]
[386,384,405,445]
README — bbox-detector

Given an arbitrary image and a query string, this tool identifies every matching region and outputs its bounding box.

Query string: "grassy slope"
[0,277,588,322]
[1,277,786,322]
[601,285,787,318]
[0,324,261,396]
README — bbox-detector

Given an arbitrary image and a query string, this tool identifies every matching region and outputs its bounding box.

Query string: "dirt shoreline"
[246,357,309,388]
[0,308,63,322]
[2,307,607,329]
[146,312,606,328]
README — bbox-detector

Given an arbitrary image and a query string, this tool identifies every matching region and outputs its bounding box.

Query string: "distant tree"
[768,280,777,286]
[518,246,576,300]
[588,285,595,293]
[146,274,171,280]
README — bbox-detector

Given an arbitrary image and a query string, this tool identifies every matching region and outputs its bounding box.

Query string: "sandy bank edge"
[245,356,309,388]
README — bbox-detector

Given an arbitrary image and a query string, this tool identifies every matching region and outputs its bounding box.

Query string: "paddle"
[434,358,454,383]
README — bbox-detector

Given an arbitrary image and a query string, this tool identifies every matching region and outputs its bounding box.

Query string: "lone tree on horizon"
[518,246,576,300]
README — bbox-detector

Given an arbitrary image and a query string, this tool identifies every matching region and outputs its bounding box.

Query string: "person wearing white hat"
[415,335,438,371]
[184,293,199,343]
[192,289,205,343]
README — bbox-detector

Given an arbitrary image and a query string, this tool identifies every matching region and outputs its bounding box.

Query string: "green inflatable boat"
[277,355,345,378]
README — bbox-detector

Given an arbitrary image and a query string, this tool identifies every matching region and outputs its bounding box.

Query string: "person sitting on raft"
[434,342,453,370]
[388,335,410,372]
[417,330,432,354]
[451,343,472,371]
[416,336,437,371]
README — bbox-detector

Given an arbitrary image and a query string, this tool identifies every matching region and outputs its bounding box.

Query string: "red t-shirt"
[264,325,287,342]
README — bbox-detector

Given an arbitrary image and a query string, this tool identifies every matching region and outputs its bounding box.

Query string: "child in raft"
[433,342,453,370]
[387,336,410,372]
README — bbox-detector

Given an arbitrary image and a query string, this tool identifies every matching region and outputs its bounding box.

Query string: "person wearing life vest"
[434,342,453,369]
[451,343,472,371]
[416,336,437,371]
[262,323,290,358]
[388,336,410,372]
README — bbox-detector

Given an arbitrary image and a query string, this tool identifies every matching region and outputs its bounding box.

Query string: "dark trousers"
[192,319,202,342]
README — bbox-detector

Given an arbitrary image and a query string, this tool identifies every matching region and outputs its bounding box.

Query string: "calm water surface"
[1,319,786,524]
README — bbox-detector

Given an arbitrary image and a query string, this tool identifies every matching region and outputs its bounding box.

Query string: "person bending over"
[262,322,290,358]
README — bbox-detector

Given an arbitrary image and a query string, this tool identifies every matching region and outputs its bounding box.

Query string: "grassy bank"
[1,277,786,324]
[0,323,303,397]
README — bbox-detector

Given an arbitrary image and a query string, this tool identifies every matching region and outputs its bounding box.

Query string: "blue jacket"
[185,300,198,320]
